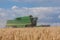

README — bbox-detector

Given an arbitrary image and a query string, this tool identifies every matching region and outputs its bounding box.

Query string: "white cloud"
[52,23,60,26]
[58,15,60,19]
[11,6,60,19]
[0,13,5,17]
[11,5,19,10]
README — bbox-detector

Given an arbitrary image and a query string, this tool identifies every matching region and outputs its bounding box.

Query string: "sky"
[0,0,60,28]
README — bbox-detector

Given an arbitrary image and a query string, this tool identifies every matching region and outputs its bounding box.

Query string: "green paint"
[6,16,31,27]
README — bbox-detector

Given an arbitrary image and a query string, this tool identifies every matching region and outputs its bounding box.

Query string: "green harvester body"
[6,16,31,28]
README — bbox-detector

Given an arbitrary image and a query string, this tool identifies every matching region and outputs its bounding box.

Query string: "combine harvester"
[6,15,50,28]
[6,15,38,28]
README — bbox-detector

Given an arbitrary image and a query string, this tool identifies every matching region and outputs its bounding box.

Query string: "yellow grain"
[0,27,60,40]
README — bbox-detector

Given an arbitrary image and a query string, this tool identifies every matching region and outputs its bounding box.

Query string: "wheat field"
[0,27,60,40]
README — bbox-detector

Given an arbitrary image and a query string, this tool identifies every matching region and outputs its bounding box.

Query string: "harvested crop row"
[0,27,60,40]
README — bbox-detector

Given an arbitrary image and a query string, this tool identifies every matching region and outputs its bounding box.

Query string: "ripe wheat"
[0,27,60,40]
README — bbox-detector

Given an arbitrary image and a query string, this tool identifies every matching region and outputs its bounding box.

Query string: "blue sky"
[0,0,60,8]
[0,0,60,28]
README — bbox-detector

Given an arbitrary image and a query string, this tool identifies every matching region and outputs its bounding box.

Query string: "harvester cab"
[25,15,38,27]
[6,15,38,28]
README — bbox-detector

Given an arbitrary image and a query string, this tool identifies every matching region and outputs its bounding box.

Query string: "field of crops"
[0,27,60,40]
